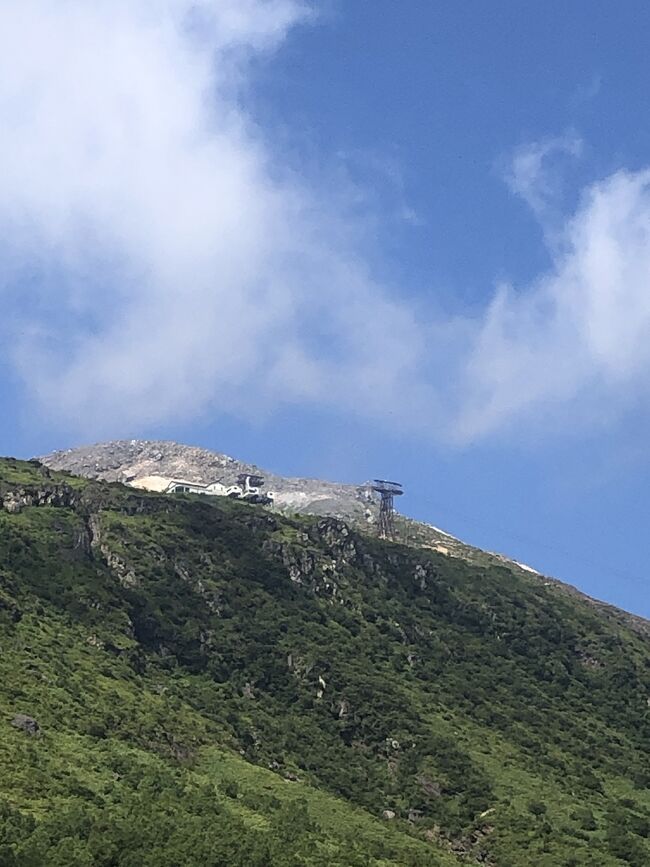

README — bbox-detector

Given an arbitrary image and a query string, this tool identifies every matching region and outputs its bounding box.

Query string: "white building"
[128,474,273,505]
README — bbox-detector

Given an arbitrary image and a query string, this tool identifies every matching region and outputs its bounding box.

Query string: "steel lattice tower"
[371,480,404,541]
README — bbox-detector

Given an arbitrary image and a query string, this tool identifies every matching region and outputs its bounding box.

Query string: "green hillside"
[0,457,648,866]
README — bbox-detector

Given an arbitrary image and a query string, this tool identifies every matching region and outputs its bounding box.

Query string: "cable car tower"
[371,480,403,541]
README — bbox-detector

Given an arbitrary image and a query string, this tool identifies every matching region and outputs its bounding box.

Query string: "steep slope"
[41,440,650,636]
[1,457,649,866]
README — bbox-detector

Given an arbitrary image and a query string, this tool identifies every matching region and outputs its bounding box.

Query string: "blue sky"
[2,1,650,617]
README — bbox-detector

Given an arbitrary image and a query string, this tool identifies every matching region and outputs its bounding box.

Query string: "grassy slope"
[0,613,448,866]
[0,457,648,866]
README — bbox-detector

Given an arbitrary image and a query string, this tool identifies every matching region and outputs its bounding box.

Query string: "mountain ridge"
[39,439,650,635]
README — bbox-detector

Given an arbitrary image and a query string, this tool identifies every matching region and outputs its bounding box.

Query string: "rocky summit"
[40,439,379,524]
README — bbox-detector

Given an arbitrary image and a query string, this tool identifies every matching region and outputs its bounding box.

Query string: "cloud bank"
[459,167,650,440]
[0,0,437,435]
[2,1,650,445]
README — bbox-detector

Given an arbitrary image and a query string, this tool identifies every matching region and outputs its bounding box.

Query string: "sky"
[1,0,650,617]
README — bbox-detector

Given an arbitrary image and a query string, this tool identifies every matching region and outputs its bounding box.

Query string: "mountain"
[40,439,378,523]
[40,440,650,635]
[1,455,649,866]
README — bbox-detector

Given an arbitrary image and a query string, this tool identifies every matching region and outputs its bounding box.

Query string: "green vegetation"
[0,456,648,865]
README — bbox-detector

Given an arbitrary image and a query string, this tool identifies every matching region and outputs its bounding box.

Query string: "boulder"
[11,714,40,736]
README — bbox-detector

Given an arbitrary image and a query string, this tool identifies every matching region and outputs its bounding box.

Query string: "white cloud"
[0,0,435,435]
[2,2,650,448]
[505,134,582,220]
[456,168,650,441]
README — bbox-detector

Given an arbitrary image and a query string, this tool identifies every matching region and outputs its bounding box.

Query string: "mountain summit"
[40,439,379,525]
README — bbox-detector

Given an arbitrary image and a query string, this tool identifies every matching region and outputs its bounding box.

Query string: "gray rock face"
[0,483,77,514]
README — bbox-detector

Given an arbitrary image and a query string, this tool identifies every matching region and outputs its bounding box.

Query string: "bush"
[570,807,597,831]
[219,779,240,799]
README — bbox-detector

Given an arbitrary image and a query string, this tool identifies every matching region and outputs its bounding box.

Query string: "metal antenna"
[370,480,404,541]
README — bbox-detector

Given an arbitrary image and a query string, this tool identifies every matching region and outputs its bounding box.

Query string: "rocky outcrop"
[0,483,77,514]
[11,714,40,736]
[263,517,377,599]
